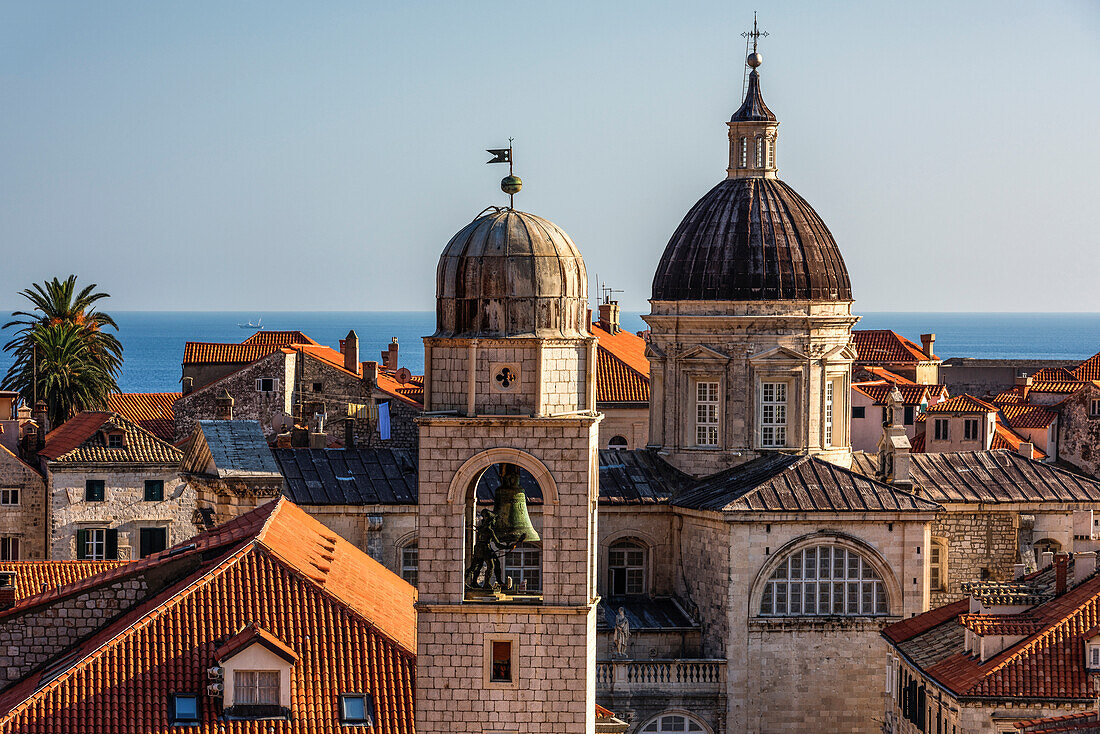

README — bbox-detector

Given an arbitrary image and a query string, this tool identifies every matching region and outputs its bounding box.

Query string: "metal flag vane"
[486,138,522,208]
[740,12,769,96]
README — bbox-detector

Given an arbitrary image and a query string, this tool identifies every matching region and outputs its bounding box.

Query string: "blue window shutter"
[378,401,391,441]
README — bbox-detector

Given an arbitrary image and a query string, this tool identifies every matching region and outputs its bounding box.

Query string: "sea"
[2,311,1100,394]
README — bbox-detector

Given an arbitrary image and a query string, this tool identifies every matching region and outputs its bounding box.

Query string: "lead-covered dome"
[435,207,589,338]
[651,177,852,301]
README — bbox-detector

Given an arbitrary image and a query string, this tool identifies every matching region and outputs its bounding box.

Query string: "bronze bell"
[492,464,540,545]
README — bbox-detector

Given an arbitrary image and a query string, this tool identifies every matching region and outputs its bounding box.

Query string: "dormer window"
[934,418,948,441]
[234,670,280,707]
[340,694,374,726]
[107,433,124,449]
[215,625,298,720]
[171,694,199,725]
[1088,642,1100,671]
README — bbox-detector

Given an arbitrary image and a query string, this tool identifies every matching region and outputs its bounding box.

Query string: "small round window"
[491,364,520,392]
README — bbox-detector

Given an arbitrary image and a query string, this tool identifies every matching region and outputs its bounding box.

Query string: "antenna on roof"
[600,283,624,305]
[740,12,769,97]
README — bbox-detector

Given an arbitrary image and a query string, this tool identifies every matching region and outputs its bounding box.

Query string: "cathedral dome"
[651,177,852,301]
[435,207,589,338]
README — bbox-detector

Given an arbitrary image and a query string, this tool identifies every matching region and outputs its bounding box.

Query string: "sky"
[0,1,1097,314]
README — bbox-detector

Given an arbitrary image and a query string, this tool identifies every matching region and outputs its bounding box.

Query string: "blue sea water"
[2,311,1100,394]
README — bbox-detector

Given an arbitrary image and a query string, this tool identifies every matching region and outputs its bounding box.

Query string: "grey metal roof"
[596,596,698,631]
[275,448,418,505]
[730,69,776,122]
[599,449,692,504]
[197,420,281,478]
[651,177,852,302]
[851,450,1100,504]
[671,453,941,513]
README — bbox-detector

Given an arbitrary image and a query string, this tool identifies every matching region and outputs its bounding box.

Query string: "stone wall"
[598,506,675,598]
[930,508,1018,606]
[597,405,649,450]
[0,575,147,687]
[939,358,1076,400]
[1058,385,1100,479]
[300,504,417,572]
[49,466,195,560]
[0,448,46,559]
[675,514,730,659]
[174,352,293,440]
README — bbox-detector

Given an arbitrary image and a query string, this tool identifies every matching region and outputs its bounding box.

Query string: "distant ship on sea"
[237,316,263,330]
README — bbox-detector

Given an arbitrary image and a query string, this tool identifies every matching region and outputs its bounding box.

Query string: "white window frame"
[639,713,707,733]
[1089,644,1100,670]
[233,669,280,706]
[608,541,647,596]
[400,542,418,587]
[85,528,107,561]
[256,378,275,393]
[755,135,765,167]
[739,137,748,167]
[767,135,776,168]
[503,542,541,592]
[759,545,889,617]
[695,380,720,447]
[0,488,19,506]
[823,380,834,448]
[1091,399,1100,418]
[760,381,788,448]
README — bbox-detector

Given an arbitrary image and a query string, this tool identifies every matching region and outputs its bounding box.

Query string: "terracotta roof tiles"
[852,330,937,363]
[852,382,939,406]
[1074,351,1100,381]
[240,330,319,347]
[182,342,282,365]
[1000,403,1058,429]
[39,412,182,465]
[105,392,178,442]
[0,561,128,601]
[925,394,998,414]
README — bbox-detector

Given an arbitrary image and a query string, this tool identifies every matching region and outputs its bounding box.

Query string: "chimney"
[363,361,379,388]
[920,333,935,357]
[1055,553,1070,595]
[598,300,621,334]
[1016,373,1033,401]
[32,400,49,450]
[381,338,399,370]
[182,376,194,396]
[1013,563,1027,580]
[1040,551,1054,569]
[214,389,234,421]
[0,572,15,611]
[1075,551,1097,586]
[344,419,355,450]
[343,330,360,374]
[586,308,593,332]
[1018,442,1034,460]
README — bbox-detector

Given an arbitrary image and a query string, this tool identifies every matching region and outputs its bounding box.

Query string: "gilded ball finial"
[747,52,763,69]
[501,175,522,196]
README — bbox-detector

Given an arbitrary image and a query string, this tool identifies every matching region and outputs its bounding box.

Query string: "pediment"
[822,344,859,363]
[747,345,807,365]
[677,345,729,363]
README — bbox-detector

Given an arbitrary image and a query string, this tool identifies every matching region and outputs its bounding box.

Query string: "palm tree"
[2,276,122,427]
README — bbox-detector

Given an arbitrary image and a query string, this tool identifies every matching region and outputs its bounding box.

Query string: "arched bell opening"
[462,462,545,602]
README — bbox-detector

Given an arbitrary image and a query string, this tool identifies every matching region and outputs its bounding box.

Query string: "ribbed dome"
[652,177,852,301]
[435,208,589,338]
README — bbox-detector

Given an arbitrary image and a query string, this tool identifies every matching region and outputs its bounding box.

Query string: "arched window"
[640,713,707,733]
[760,544,888,616]
[1034,538,1061,557]
[608,435,628,449]
[503,542,541,592]
[755,135,765,167]
[609,541,647,596]
[739,137,748,167]
[400,541,418,587]
[767,136,776,168]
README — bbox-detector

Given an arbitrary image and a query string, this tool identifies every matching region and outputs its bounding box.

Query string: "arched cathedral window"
[608,435,628,449]
[767,135,776,168]
[640,713,707,733]
[760,545,888,617]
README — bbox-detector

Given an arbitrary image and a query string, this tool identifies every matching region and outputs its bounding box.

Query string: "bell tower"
[415,176,601,733]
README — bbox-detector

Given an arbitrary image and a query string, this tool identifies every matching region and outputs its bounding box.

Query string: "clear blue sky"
[1,1,1097,313]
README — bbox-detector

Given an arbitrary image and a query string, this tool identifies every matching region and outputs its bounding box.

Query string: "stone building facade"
[1056,381,1100,478]
[0,446,46,560]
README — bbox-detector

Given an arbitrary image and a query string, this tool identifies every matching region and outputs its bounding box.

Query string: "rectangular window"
[851,406,866,419]
[256,378,275,393]
[767,137,776,168]
[695,381,720,446]
[401,544,418,587]
[904,406,915,425]
[234,670,280,706]
[739,137,748,167]
[107,433,123,449]
[312,382,323,393]
[144,480,164,502]
[755,136,765,167]
[824,381,834,448]
[139,527,168,558]
[171,694,199,724]
[609,545,646,595]
[490,641,512,682]
[85,480,105,502]
[0,488,19,506]
[77,528,116,560]
[1091,399,1100,418]
[1091,646,1100,668]
[0,537,20,561]
[761,382,787,448]
[929,543,943,591]
[934,419,948,441]
[340,694,374,725]
[964,418,979,441]
[503,544,541,592]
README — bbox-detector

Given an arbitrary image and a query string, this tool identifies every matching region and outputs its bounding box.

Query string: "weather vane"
[486,138,522,209]
[742,11,768,54]
[740,12,768,94]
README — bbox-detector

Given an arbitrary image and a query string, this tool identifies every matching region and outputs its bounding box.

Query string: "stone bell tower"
[415,198,601,733]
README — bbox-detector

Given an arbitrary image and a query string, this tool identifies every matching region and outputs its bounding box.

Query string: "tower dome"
[651,60,852,302]
[435,207,589,338]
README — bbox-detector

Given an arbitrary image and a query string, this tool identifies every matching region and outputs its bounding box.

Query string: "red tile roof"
[991,418,1048,459]
[241,330,319,347]
[1074,351,1100,381]
[375,368,423,408]
[0,561,127,601]
[182,342,282,365]
[106,392,178,442]
[0,498,416,732]
[1033,368,1080,382]
[882,598,968,644]
[592,324,650,403]
[1016,711,1100,733]
[39,412,182,464]
[852,330,937,363]
[860,366,916,384]
[925,394,998,414]
[1000,403,1059,430]
[214,623,299,664]
[852,382,939,406]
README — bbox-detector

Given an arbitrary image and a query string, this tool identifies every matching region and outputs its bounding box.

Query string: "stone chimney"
[362,361,379,388]
[1040,551,1054,569]
[381,338,399,370]
[598,300,621,334]
[342,330,360,374]
[878,386,912,488]
[215,389,234,420]
[1018,442,1035,460]
[1013,563,1027,580]
[1055,553,1070,595]
[32,400,49,450]
[0,572,15,611]
[920,333,935,357]
[182,376,194,396]
[344,419,355,450]
[1075,551,1097,586]
[1016,373,1033,401]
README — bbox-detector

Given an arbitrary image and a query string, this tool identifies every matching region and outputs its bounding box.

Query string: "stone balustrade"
[596,658,726,693]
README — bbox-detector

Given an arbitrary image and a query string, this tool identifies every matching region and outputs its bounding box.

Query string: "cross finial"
[741,12,768,54]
